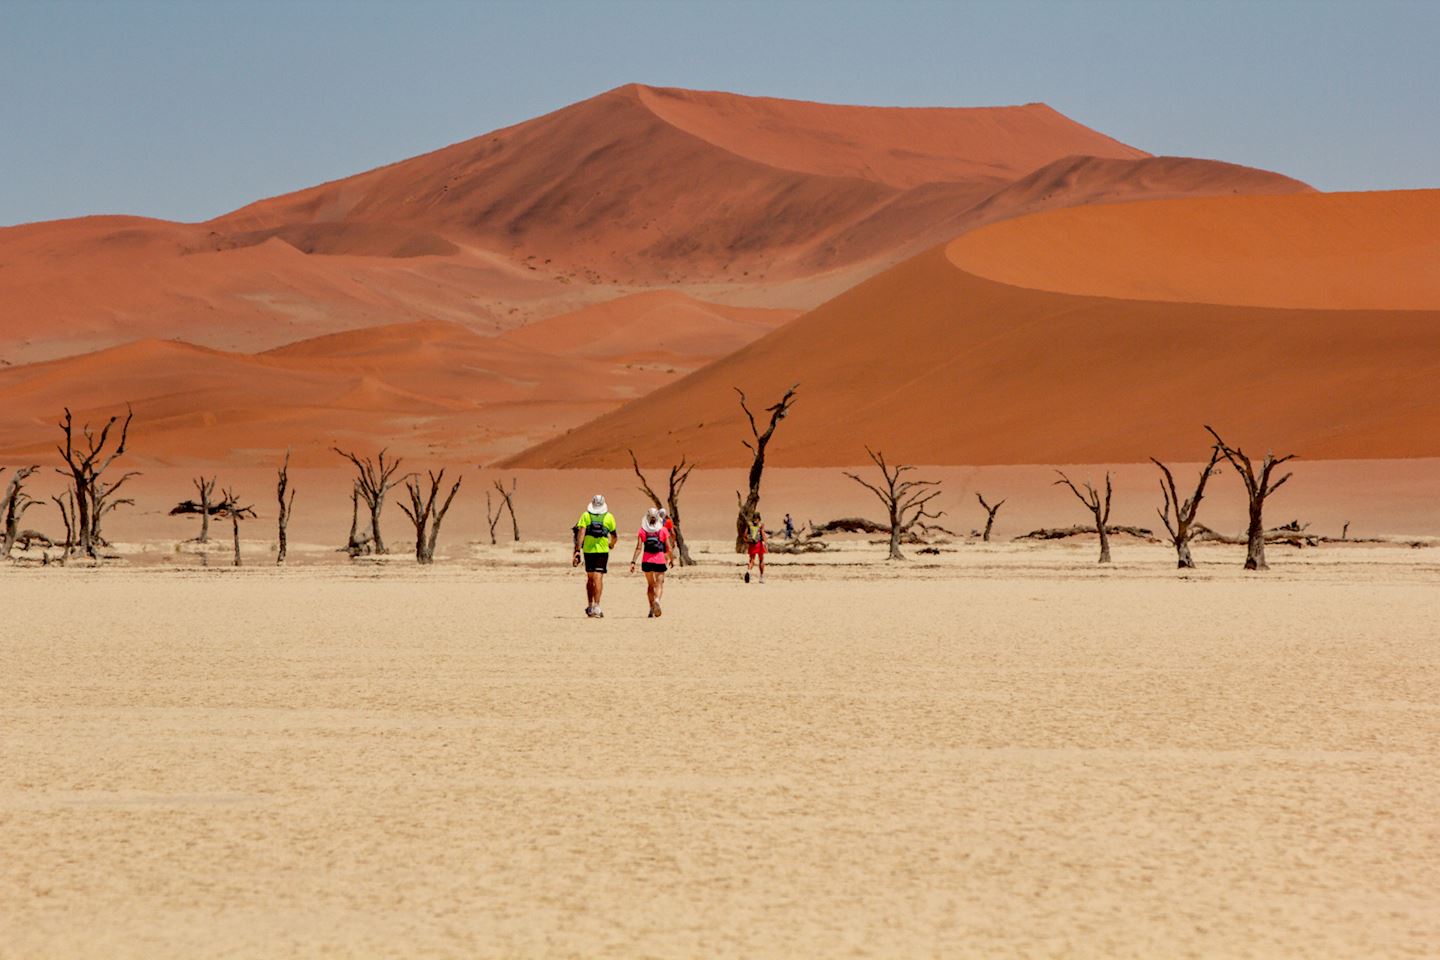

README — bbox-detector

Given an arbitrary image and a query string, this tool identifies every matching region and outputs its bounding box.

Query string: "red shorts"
[748,542,766,558]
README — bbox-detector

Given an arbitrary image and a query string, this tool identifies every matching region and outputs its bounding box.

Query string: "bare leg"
[591,571,605,609]
[654,571,665,604]
[645,571,658,610]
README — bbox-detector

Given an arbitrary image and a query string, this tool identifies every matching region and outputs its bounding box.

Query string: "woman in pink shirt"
[629,507,674,618]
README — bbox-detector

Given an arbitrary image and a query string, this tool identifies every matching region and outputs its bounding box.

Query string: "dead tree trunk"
[276,450,295,565]
[90,471,138,551]
[484,490,502,545]
[1,466,40,558]
[346,483,367,555]
[55,404,133,559]
[976,492,1005,542]
[51,492,76,559]
[630,449,697,566]
[1055,470,1114,564]
[398,470,463,564]
[734,383,799,552]
[335,447,405,555]
[220,487,255,568]
[1206,426,1296,571]
[842,447,944,561]
[1152,448,1221,569]
[192,476,216,542]
[494,478,519,542]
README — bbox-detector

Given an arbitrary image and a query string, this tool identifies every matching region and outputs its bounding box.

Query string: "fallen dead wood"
[1017,524,1157,542]
[810,517,890,536]
[1193,520,1314,548]
[767,539,829,554]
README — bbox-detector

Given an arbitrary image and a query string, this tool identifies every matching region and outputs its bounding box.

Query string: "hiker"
[744,512,766,583]
[659,507,676,561]
[629,507,674,617]
[784,513,794,540]
[573,494,618,617]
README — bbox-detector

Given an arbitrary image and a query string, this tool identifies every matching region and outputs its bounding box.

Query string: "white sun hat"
[589,494,608,514]
[641,507,664,532]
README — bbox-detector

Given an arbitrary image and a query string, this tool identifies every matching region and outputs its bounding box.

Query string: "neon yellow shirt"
[575,511,617,553]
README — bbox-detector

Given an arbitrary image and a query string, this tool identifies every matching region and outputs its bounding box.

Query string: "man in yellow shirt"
[572,493,618,618]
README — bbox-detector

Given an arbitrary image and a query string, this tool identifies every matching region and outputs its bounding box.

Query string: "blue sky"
[2,0,1435,226]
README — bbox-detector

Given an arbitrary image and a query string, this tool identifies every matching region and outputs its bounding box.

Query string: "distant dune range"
[508,189,1440,468]
[0,84,1323,463]
[0,293,793,466]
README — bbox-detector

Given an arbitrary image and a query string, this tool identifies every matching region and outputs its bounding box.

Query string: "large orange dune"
[507,189,1440,468]
[0,292,796,466]
[949,188,1440,309]
[0,85,1307,365]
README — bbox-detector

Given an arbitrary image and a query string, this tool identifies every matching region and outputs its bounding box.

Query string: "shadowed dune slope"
[505,190,1440,468]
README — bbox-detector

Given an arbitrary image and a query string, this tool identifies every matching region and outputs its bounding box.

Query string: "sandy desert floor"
[3,541,1438,958]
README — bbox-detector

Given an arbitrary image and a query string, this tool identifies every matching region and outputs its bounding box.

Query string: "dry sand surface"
[3,542,1438,958]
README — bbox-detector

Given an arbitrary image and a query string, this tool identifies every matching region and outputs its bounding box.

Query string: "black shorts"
[641,561,668,573]
[583,552,609,574]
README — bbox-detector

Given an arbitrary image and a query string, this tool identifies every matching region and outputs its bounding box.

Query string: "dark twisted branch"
[1205,425,1297,571]
[1151,446,1222,569]
[842,446,945,560]
[1054,470,1114,564]
[734,383,799,553]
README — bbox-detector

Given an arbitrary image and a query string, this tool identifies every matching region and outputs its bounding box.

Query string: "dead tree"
[842,447,944,560]
[1206,426,1296,571]
[55,404,133,559]
[344,482,374,556]
[1152,447,1222,569]
[976,492,1006,542]
[630,449,697,566]
[51,492,76,559]
[398,470,463,564]
[276,450,296,565]
[494,478,519,542]
[484,489,503,545]
[734,383,799,552]
[1054,470,1114,564]
[334,447,405,555]
[2,466,40,558]
[90,471,139,551]
[221,487,256,567]
[193,476,217,542]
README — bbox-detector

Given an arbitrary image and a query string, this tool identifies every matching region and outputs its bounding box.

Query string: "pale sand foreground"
[3,543,1438,958]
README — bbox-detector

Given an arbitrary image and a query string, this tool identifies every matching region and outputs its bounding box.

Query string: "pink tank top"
[639,526,669,564]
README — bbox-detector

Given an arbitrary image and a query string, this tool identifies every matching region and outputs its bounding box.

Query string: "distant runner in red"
[744,513,766,584]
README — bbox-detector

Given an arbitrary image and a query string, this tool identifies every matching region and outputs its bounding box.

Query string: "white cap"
[589,494,607,514]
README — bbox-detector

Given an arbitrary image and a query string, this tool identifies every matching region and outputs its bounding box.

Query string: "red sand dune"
[0,85,1306,365]
[0,292,794,467]
[0,85,1323,469]
[506,189,1440,468]
[949,188,1440,309]
[500,290,794,361]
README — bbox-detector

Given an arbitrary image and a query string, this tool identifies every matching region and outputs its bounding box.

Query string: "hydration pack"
[643,530,663,554]
[585,514,608,539]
